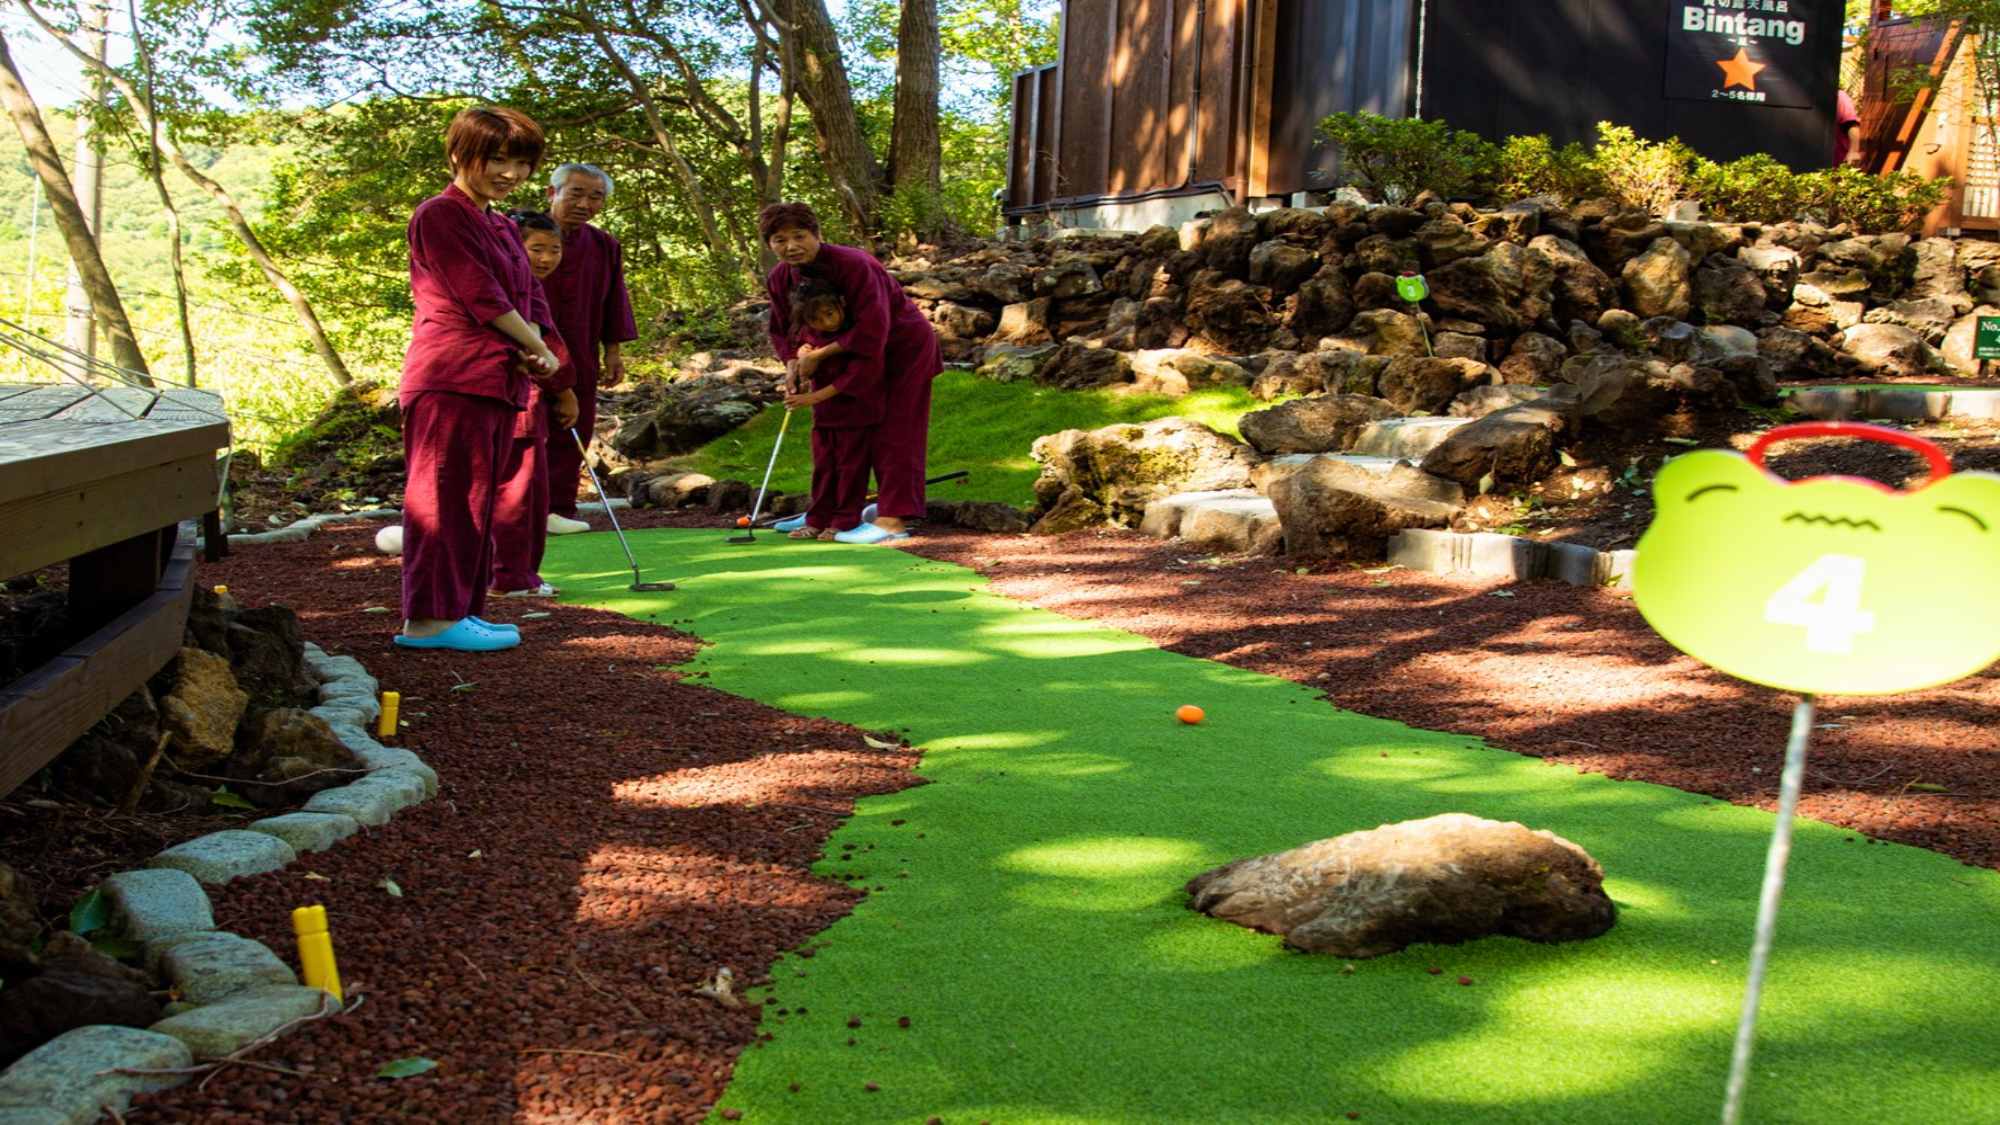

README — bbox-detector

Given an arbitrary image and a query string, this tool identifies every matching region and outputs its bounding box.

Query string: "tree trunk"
[0,30,150,382]
[889,0,941,208]
[63,0,105,363]
[19,0,351,389]
[128,0,196,386]
[784,0,879,233]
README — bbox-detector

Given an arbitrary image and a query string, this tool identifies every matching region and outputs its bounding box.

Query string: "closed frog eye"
[1938,506,1990,532]
[1686,484,1739,502]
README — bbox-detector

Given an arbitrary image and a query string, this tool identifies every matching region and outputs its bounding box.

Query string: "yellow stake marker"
[212,585,228,597]
[378,691,400,739]
[292,904,343,1002]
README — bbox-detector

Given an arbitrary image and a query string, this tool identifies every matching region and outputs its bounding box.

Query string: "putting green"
[546,531,2000,1125]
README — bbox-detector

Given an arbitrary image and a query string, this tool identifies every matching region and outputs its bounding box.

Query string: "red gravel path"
[128,523,919,1123]
[904,529,2000,872]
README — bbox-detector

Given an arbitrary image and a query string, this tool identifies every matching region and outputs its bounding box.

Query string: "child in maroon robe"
[490,212,578,596]
[785,279,885,539]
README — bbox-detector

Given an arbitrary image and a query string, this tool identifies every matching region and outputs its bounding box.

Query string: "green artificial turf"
[668,368,1277,507]
[545,530,2000,1125]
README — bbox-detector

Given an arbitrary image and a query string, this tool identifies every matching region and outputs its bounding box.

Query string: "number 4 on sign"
[1763,555,1876,655]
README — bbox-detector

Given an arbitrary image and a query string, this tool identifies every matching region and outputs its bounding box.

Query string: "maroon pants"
[401,390,514,622]
[490,433,550,592]
[872,370,936,520]
[809,426,875,532]
[543,381,598,517]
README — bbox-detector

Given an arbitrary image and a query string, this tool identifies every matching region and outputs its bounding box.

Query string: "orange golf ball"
[1176,705,1205,725]
[736,516,751,527]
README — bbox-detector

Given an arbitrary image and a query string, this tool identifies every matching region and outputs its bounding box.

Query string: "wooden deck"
[0,382,230,796]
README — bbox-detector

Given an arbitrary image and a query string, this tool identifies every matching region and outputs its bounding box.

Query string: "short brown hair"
[445,107,546,173]
[759,202,821,243]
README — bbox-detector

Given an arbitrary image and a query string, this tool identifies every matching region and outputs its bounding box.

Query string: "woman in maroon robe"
[760,202,942,543]
[396,106,560,652]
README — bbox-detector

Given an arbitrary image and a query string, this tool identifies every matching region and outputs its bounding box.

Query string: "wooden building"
[1007,0,1846,231]
[1856,16,2000,236]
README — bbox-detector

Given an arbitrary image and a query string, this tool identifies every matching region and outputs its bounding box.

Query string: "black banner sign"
[1665,1,1821,109]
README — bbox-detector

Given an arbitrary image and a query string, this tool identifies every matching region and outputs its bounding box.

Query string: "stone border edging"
[211,500,632,549]
[1784,385,2000,423]
[0,646,429,1124]
[1387,529,1636,589]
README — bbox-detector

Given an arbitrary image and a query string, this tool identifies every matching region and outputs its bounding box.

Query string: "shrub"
[1685,153,1809,224]
[1802,165,1952,232]
[1317,111,1499,205]
[1588,124,1697,215]
[1496,133,1602,201]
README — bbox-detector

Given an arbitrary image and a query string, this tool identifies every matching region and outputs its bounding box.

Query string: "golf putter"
[729,408,794,544]
[571,427,676,592]
[752,470,971,528]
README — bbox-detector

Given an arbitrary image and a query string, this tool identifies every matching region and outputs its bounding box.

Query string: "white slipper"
[547,513,591,535]
[494,582,558,598]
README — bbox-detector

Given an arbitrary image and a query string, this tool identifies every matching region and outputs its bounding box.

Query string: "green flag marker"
[1395,272,1430,304]
[1633,422,2000,696]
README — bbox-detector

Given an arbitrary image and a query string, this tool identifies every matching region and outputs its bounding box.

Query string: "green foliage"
[375,1057,438,1079]
[68,889,108,936]
[1805,165,1954,232]
[1495,134,1601,201]
[1683,152,1808,223]
[1317,112,1499,204]
[1588,124,1697,216]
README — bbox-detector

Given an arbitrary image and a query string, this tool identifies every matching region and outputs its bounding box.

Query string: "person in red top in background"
[1836,90,1863,167]
[783,279,886,539]
[540,163,639,536]
[761,202,942,544]
[396,106,559,653]
[490,211,579,598]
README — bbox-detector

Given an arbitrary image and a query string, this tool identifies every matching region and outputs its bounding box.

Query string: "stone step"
[1252,453,1405,492]
[1387,529,1636,589]
[1348,416,1475,460]
[1784,385,2000,422]
[1139,489,1281,554]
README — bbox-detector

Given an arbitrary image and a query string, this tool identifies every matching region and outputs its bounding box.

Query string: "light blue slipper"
[832,522,911,545]
[772,514,809,533]
[467,617,519,635]
[395,619,520,652]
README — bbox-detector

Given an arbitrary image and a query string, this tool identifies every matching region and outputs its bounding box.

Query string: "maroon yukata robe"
[797,325,885,532]
[492,329,574,592]
[766,243,942,520]
[540,223,638,517]
[400,183,552,622]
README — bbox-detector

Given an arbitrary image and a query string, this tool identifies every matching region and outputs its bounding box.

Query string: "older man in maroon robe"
[540,162,639,535]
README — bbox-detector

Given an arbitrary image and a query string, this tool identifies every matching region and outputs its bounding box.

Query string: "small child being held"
[489,210,578,596]
[783,278,884,539]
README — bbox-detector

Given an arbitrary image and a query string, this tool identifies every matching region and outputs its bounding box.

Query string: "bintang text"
[1681,7,1807,48]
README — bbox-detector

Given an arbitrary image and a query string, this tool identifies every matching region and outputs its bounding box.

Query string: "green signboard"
[1974,316,2000,361]
[1633,423,2000,697]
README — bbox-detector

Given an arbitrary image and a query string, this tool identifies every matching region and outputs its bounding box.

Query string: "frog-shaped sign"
[1633,422,2000,696]
[1395,272,1430,304]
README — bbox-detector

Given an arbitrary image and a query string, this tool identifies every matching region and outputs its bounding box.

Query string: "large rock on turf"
[1554,352,1739,430]
[1239,395,1402,455]
[158,648,248,770]
[993,298,1055,346]
[1267,457,1464,559]
[609,384,772,460]
[1035,341,1132,389]
[1030,417,1257,530]
[1839,323,1934,379]
[0,932,161,1065]
[927,301,996,343]
[1498,331,1567,384]
[1290,267,1356,341]
[1758,326,1852,380]
[1530,235,1618,327]
[1186,274,1277,353]
[1342,308,1430,357]
[1941,306,2000,374]
[1428,242,1555,333]
[1379,357,1495,415]
[1420,397,1574,489]
[975,344,1058,384]
[1251,350,1386,400]
[1247,240,1319,292]
[1738,244,1802,310]
[1694,254,1770,326]
[1098,297,1185,352]
[1185,813,1617,959]
[1128,349,1250,397]
[1622,237,1693,320]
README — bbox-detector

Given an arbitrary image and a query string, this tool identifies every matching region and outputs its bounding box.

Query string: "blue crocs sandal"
[467,617,519,635]
[833,522,911,545]
[395,619,520,652]
[772,514,809,533]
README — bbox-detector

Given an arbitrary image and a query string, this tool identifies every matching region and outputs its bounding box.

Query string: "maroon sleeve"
[828,246,892,362]
[824,352,881,401]
[602,234,639,346]
[536,329,576,393]
[524,274,555,335]
[767,266,798,362]
[409,203,515,325]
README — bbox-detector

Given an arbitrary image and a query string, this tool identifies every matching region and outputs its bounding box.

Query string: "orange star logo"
[1716,48,1767,91]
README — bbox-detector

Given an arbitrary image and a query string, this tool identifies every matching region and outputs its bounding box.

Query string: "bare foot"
[788,526,825,540]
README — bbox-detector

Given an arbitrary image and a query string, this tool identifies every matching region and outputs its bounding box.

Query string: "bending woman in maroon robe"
[760,202,942,544]
[396,106,560,652]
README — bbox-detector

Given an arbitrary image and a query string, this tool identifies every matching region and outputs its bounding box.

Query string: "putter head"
[630,580,678,592]
[725,532,757,545]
